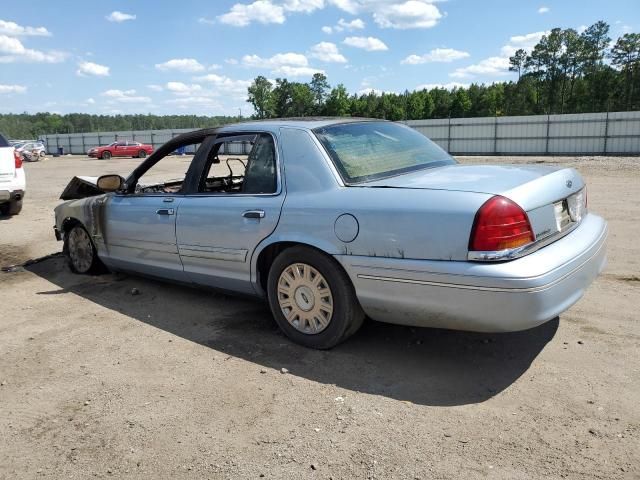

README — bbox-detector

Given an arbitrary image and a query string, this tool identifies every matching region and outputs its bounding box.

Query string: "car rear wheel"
[101,151,111,160]
[39,150,46,157]
[64,225,102,274]
[267,246,364,349]
[138,150,147,158]
[0,199,22,216]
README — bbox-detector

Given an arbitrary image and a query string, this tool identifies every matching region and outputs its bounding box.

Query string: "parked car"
[15,141,46,159]
[53,119,607,349]
[88,141,153,160]
[0,133,26,216]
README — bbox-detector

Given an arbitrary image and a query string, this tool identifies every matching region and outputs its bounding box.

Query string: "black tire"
[267,246,364,349]
[101,151,111,160]
[39,150,46,157]
[138,150,147,158]
[63,224,103,274]
[0,199,22,216]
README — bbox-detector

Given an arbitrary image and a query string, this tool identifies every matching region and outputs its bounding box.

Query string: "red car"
[87,140,153,159]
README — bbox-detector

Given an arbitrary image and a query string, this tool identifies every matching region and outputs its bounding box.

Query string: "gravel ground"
[0,154,638,479]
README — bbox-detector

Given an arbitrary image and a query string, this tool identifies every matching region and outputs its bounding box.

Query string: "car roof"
[216,117,385,133]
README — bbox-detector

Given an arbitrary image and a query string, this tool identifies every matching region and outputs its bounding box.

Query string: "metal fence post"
[81,134,85,154]
[493,116,498,154]
[545,114,551,155]
[68,135,71,154]
[603,111,610,154]
[447,116,452,153]
[151,132,155,149]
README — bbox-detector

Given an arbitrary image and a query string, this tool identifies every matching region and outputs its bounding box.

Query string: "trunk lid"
[357,163,587,251]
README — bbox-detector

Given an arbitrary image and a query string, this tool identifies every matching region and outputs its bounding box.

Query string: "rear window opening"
[314,121,455,184]
[0,134,9,148]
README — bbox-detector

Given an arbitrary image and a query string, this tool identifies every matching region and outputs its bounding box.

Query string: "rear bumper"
[336,213,608,332]
[0,189,24,203]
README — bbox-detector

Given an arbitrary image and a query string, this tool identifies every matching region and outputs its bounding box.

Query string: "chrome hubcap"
[277,263,333,334]
[68,228,93,272]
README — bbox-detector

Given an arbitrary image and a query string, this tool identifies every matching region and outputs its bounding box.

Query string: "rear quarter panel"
[254,127,491,266]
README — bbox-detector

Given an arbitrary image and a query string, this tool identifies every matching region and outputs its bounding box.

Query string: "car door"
[113,142,127,157]
[176,132,285,294]
[100,139,210,281]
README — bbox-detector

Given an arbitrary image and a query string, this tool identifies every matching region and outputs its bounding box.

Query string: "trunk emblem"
[566,180,573,188]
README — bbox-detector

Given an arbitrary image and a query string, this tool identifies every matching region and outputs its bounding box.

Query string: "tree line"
[0,113,240,140]
[247,21,640,120]
[1,20,638,139]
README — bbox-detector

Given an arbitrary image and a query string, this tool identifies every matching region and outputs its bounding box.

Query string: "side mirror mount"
[97,174,124,192]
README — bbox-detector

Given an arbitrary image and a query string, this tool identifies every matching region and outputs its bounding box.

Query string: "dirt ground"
[0,154,638,479]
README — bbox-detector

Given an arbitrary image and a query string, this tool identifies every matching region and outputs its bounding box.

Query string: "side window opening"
[198,133,277,195]
[134,141,204,195]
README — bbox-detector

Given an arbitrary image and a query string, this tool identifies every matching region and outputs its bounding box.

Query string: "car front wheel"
[138,150,147,158]
[101,151,111,160]
[64,225,102,274]
[267,246,364,349]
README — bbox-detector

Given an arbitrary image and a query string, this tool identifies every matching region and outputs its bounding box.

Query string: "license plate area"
[554,189,585,232]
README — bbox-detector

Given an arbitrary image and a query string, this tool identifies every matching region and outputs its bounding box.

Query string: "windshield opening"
[314,121,455,184]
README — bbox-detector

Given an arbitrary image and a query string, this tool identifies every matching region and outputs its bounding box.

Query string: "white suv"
[0,133,26,216]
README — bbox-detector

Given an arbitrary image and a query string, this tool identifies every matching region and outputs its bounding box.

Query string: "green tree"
[324,84,351,116]
[611,33,640,109]
[309,73,330,112]
[247,76,274,119]
[509,49,527,80]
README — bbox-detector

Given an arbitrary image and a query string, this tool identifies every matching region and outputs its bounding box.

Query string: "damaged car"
[53,119,608,349]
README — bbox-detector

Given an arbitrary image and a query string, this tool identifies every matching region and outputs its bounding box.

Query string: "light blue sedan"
[54,119,607,348]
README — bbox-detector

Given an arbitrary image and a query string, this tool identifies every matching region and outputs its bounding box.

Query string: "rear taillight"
[14,150,22,169]
[469,196,534,251]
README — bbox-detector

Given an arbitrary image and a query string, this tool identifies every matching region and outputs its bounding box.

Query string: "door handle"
[242,210,265,219]
[156,208,175,215]
[163,197,174,203]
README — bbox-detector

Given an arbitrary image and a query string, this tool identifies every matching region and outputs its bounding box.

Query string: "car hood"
[356,164,563,195]
[60,176,104,200]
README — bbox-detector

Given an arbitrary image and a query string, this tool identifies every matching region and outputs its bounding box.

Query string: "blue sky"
[0,0,638,116]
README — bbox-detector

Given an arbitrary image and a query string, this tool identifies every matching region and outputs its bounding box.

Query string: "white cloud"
[76,61,110,77]
[282,0,326,12]
[277,65,325,76]
[401,48,469,64]
[218,1,286,26]
[198,17,216,25]
[450,30,549,79]
[322,17,365,34]
[209,64,222,70]
[416,82,470,90]
[86,97,95,104]
[241,52,308,68]
[106,11,136,23]
[0,34,67,63]
[101,89,151,103]
[147,84,164,92]
[372,1,442,29]
[166,81,203,95]
[357,87,387,95]
[155,58,206,72]
[309,42,347,63]
[0,83,26,94]
[193,74,252,93]
[343,36,388,51]
[499,30,548,57]
[165,96,223,111]
[538,6,549,14]
[450,56,510,78]
[240,52,325,76]
[0,19,51,37]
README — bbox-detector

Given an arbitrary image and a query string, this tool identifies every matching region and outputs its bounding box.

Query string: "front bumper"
[336,213,608,332]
